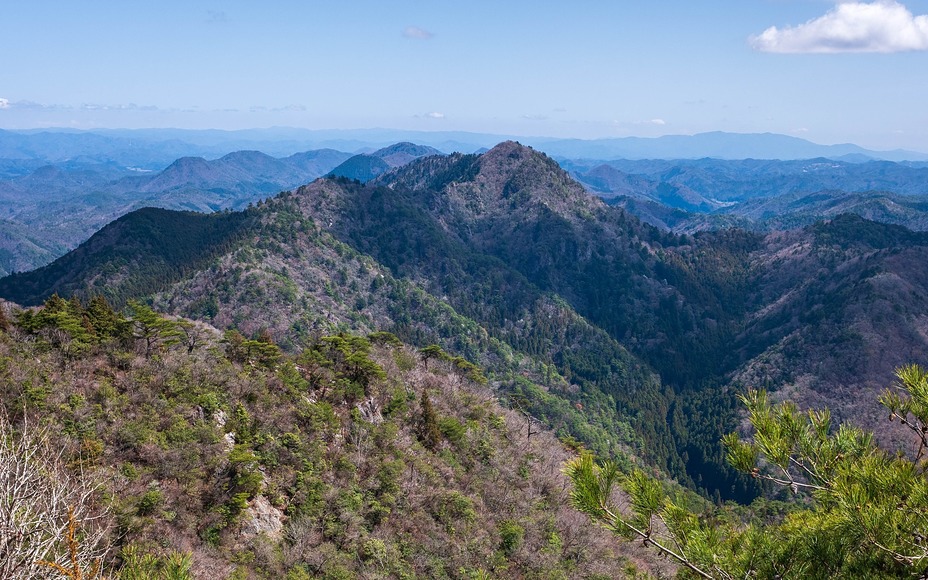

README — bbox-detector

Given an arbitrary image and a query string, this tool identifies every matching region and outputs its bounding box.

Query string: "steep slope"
[0,144,765,498]
[372,142,758,390]
[6,142,928,502]
[0,207,255,306]
[730,215,928,449]
[0,302,668,578]
[0,183,654,482]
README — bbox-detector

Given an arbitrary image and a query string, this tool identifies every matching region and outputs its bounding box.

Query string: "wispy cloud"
[0,98,9,110]
[206,10,228,24]
[649,118,666,126]
[425,111,444,119]
[403,26,434,40]
[751,1,928,53]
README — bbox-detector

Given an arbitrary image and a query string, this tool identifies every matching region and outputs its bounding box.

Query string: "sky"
[2,0,927,152]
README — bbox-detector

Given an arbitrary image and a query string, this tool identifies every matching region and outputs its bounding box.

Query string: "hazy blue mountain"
[541,131,928,161]
[569,157,928,203]
[4,128,926,170]
[327,142,444,182]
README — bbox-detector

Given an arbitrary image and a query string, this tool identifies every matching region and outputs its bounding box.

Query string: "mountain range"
[3,127,926,169]
[3,141,926,503]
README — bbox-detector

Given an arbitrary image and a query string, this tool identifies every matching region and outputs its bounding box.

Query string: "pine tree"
[417,392,442,451]
[567,363,928,578]
[128,301,181,358]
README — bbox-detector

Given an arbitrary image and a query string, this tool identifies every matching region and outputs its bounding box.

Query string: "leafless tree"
[0,415,113,579]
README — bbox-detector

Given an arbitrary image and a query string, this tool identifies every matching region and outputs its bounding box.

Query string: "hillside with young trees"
[0,296,668,579]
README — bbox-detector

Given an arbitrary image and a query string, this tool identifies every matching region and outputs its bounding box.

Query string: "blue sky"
[2,1,927,151]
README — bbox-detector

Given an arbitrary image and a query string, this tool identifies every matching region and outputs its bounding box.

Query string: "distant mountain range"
[3,128,928,278]
[3,128,927,168]
[567,157,928,233]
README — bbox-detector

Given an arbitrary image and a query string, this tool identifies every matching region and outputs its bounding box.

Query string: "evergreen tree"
[567,363,928,579]
[128,301,181,358]
[417,392,442,451]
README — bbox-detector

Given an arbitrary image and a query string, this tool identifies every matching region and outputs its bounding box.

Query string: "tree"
[0,415,113,579]
[417,391,442,451]
[0,301,9,332]
[567,364,928,579]
[128,301,181,358]
[85,295,129,341]
[176,319,210,354]
[420,344,450,370]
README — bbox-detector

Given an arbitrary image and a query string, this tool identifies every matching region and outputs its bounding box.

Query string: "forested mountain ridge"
[728,214,928,449]
[0,148,352,277]
[0,207,256,307]
[2,141,927,504]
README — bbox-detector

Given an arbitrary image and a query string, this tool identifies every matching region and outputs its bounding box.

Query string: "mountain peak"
[372,142,442,159]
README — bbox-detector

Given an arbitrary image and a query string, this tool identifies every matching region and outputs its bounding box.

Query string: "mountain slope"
[0,144,765,499]
[0,207,255,306]
[0,302,667,578]
[729,215,928,449]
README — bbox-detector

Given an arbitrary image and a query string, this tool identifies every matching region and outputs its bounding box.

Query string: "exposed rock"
[239,495,285,541]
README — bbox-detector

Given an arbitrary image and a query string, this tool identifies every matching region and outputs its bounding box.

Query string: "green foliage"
[417,391,442,451]
[119,545,193,580]
[432,491,477,534]
[569,364,928,579]
[128,301,182,358]
[0,207,254,307]
[438,417,467,447]
[223,329,281,368]
[498,520,525,557]
[420,344,451,367]
[136,489,164,516]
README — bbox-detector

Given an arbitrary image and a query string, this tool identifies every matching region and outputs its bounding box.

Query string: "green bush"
[498,520,525,557]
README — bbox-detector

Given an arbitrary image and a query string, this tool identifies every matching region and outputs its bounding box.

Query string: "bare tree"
[0,415,113,579]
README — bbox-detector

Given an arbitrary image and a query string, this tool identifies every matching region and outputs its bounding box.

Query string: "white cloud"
[0,98,9,109]
[751,1,928,53]
[425,111,444,119]
[403,26,434,40]
[650,118,666,125]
